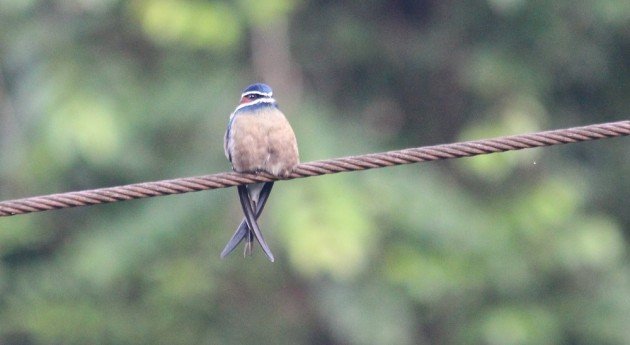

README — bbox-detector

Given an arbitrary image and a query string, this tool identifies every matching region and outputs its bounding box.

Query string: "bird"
[221,83,299,262]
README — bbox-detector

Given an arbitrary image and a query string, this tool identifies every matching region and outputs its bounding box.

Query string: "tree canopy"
[0,0,628,344]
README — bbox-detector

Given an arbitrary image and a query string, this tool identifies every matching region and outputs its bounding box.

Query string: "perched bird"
[221,83,299,262]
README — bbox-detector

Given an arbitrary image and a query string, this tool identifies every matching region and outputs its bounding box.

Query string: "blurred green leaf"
[134,0,243,49]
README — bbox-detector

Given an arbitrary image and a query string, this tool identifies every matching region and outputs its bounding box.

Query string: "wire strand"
[1,120,628,217]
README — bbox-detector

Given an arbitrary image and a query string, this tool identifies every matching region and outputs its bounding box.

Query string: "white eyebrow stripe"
[233,98,276,112]
[241,91,273,98]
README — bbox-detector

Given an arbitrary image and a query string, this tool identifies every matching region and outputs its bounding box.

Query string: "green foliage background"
[0,0,628,344]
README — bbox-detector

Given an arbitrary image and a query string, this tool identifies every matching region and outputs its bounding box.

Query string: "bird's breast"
[228,108,299,177]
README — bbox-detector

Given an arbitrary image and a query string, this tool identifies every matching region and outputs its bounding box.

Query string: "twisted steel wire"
[1,120,628,217]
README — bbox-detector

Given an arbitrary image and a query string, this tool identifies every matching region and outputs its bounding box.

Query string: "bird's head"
[232,83,278,114]
[239,83,273,104]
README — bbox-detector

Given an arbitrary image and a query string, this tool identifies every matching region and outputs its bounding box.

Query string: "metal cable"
[1,120,628,217]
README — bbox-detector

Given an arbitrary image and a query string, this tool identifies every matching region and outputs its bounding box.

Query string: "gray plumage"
[221,84,299,261]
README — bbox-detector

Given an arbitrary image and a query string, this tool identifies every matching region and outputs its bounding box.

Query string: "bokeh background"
[0,0,629,344]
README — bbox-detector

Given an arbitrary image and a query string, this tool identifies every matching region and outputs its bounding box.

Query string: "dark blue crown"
[241,83,273,95]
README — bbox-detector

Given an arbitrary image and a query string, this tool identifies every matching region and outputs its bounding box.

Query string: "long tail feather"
[234,184,275,261]
[220,220,247,258]
[220,182,274,258]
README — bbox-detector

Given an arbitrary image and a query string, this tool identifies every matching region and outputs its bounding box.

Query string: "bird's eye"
[248,94,258,99]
